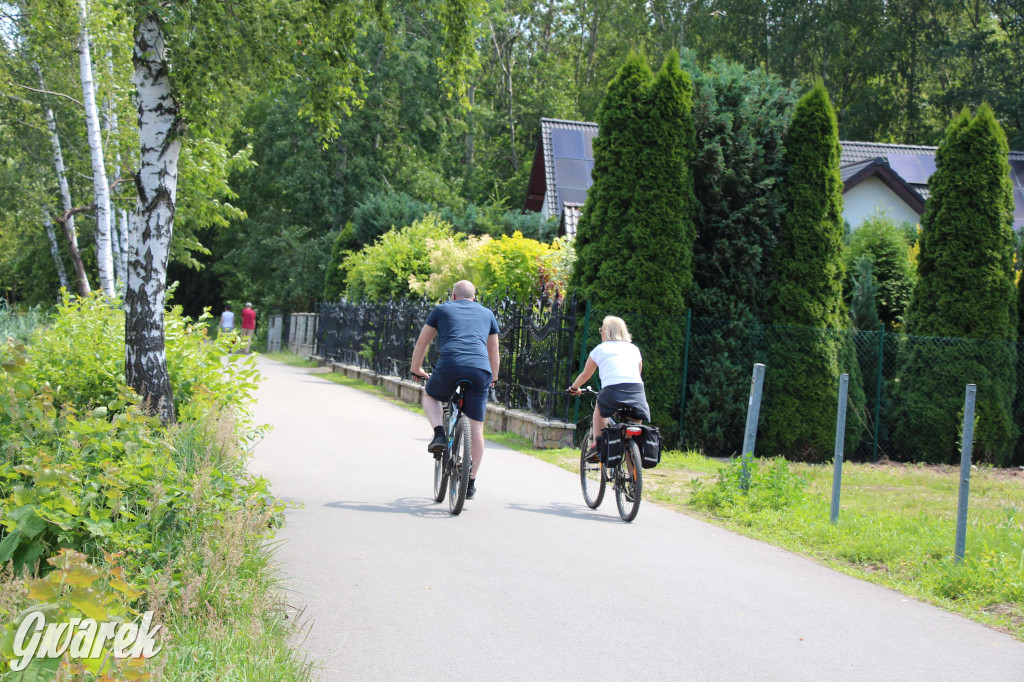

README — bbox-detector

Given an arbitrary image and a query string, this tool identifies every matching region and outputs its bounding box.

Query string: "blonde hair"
[601,316,631,342]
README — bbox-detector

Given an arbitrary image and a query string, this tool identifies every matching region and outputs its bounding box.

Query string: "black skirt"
[597,383,650,422]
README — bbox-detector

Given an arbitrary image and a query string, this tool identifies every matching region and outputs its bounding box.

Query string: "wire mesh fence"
[314,298,1024,466]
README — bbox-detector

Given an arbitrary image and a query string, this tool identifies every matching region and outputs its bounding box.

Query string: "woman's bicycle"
[571,387,644,522]
[427,378,473,515]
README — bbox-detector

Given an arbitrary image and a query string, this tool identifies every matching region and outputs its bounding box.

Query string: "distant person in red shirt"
[240,302,256,354]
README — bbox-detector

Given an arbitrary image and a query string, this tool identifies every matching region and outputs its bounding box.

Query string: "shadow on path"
[505,501,622,523]
[325,498,453,518]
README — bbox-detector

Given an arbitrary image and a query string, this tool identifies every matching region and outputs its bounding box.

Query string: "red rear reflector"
[625,427,643,437]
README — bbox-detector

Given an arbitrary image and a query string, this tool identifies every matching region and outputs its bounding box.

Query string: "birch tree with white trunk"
[33,61,92,296]
[77,0,115,297]
[119,0,474,422]
[43,212,71,291]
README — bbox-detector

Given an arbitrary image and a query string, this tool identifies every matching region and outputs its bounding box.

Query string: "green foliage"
[324,224,356,301]
[344,214,454,302]
[20,293,259,419]
[0,303,49,347]
[0,550,150,679]
[681,55,797,456]
[849,256,881,331]
[572,50,697,435]
[689,453,807,514]
[763,82,856,461]
[897,106,1018,465]
[474,232,551,300]
[844,213,917,331]
[351,191,432,249]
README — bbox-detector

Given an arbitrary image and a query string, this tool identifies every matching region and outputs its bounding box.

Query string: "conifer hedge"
[896,105,1018,465]
[571,50,697,435]
[762,82,859,462]
[682,58,795,456]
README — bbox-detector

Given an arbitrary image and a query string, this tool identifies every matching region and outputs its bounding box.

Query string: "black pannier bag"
[596,427,623,468]
[638,425,663,469]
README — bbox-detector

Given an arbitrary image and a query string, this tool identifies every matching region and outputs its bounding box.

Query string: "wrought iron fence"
[315,298,1024,466]
[317,296,581,420]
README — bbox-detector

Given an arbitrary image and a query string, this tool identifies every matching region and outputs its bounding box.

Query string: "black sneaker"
[428,432,447,455]
[466,479,476,499]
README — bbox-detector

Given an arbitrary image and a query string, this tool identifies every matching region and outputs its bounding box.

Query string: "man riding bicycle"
[410,280,500,500]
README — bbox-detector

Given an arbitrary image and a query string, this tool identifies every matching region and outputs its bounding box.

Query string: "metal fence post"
[678,308,692,443]
[872,324,885,463]
[830,373,850,524]
[740,363,766,491]
[954,383,977,564]
[571,301,592,428]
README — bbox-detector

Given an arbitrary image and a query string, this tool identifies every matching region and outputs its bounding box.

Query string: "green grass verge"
[311,366,1024,640]
[263,351,319,368]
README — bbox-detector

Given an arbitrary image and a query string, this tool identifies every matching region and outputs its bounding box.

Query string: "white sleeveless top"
[589,341,643,386]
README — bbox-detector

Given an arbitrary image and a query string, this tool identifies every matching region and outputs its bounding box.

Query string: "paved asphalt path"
[249,359,1024,681]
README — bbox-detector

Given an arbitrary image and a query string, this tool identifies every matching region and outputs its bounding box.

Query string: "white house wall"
[843,177,921,229]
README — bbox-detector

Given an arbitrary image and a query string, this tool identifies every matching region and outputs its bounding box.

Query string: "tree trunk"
[118,208,129,288]
[78,0,115,297]
[126,14,181,424]
[105,51,128,289]
[34,62,91,297]
[43,213,70,291]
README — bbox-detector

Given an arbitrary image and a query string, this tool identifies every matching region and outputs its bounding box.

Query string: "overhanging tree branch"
[7,80,85,107]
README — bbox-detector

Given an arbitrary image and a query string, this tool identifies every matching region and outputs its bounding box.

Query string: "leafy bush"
[474,232,551,301]
[20,293,259,420]
[344,214,454,302]
[689,453,807,514]
[844,212,917,331]
[0,302,49,347]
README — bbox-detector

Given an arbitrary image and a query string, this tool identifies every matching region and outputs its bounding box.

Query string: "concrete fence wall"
[288,313,318,357]
[266,315,284,352]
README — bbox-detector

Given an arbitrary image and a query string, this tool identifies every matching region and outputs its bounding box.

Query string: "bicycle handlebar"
[567,386,599,397]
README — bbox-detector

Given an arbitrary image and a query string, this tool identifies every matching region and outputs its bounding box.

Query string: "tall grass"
[0,301,49,346]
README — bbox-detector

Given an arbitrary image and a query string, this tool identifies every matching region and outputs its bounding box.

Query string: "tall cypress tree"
[762,81,852,461]
[897,105,1018,464]
[572,53,652,303]
[682,57,796,456]
[572,51,697,434]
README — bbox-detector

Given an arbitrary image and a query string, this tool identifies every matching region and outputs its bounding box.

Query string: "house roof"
[839,140,1024,227]
[524,118,598,218]
[525,125,1024,229]
[841,157,926,215]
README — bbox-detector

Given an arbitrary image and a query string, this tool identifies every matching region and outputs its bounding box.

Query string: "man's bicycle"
[414,373,472,515]
[571,387,644,522]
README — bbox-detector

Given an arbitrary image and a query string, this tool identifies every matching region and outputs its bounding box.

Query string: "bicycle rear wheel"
[448,415,471,515]
[615,440,642,522]
[579,428,605,509]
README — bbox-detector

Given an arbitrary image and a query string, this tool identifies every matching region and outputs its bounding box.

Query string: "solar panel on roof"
[1009,160,1024,189]
[583,131,597,160]
[557,188,588,211]
[917,156,936,179]
[554,158,590,191]
[551,129,585,159]
[887,154,931,185]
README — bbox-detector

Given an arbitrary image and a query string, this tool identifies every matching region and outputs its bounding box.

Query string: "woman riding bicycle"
[567,316,650,451]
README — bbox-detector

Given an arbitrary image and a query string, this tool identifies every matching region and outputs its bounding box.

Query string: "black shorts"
[597,383,650,422]
[425,366,492,422]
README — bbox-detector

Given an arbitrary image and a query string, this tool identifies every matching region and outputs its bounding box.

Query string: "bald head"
[452,280,476,300]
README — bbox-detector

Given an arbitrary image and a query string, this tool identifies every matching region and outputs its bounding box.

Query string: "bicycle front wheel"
[615,440,643,522]
[448,415,471,515]
[579,428,605,509]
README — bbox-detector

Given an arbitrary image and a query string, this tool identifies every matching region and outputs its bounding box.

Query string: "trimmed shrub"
[897,105,1018,464]
[682,56,796,456]
[762,82,858,462]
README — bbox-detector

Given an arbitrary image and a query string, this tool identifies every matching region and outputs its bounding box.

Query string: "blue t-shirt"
[425,299,500,373]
